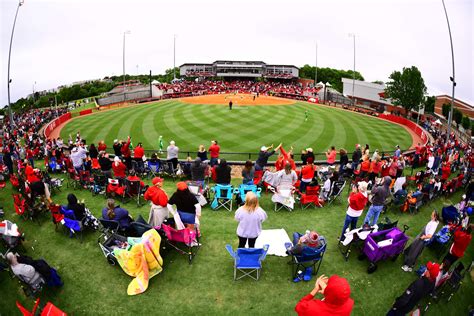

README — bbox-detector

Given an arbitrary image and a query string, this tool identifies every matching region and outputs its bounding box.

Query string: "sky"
[0,0,473,107]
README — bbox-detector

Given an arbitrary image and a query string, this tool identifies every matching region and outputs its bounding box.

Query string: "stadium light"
[441,0,456,145]
[348,33,356,107]
[173,34,177,80]
[314,42,318,89]
[123,30,131,99]
[6,0,25,129]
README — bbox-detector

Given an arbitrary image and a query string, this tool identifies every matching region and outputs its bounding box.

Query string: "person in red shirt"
[441,162,451,181]
[359,156,370,178]
[126,170,146,189]
[133,143,145,160]
[112,157,127,180]
[275,145,296,171]
[295,274,354,316]
[97,140,107,152]
[340,181,368,241]
[26,147,35,168]
[208,140,220,167]
[443,226,472,268]
[299,161,315,193]
[369,157,382,182]
[326,146,337,166]
[120,136,132,169]
[25,161,41,183]
[144,177,169,226]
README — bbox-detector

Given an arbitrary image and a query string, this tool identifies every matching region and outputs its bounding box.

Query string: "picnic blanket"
[114,229,163,295]
[255,228,292,257]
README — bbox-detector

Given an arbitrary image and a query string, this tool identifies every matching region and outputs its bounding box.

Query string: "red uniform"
[134,146,145,159]
[112,162,127,178]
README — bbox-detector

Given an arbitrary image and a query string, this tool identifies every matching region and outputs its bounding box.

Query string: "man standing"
[364,176,391,226]
[351,144,362,171]
[70,143,87,173]
[167,141,179,170]
[255,143,281,171]
[394,145,401,158]
[159,136,164,154]
[229,100,233,110]
[208,140,220,167]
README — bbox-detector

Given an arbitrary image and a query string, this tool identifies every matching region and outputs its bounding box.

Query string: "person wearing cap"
[168,182,201,230]
[287,230,321,255]
[112,156,127,181]
[255,143,281,171]
[208,140,220,167]
[387,262,439,316]
[295,274,354,316]
[6,252,44,288]
[351,144,362,172]
[167,140,179,170]
[402,210,440,272]
[340,181,368,241]
[113,139,122,158]
[144,177,169,227]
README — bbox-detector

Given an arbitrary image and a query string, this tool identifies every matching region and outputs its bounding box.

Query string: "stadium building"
[179,60,299,79]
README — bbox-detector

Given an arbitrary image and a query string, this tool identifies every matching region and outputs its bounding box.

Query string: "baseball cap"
[260,146,268,151]
[152,177,164,185]
[177,181,188,191]
[426,261,440,280]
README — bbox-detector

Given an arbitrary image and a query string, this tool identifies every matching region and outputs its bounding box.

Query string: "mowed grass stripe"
[60,99,413,155]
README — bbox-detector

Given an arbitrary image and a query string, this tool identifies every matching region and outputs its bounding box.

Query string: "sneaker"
[303,267,313,281]
[401,265,412,272]
[293,270,304,283]
[190,241,201,247]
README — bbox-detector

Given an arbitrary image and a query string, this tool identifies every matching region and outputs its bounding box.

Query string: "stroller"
[0,220,24,256]
[158,222,200,264]
[360,225,410,273]
[97,219,128,266]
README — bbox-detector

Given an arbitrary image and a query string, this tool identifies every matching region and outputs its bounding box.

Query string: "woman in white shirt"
[276,163,297,188]
[401,210,440,272]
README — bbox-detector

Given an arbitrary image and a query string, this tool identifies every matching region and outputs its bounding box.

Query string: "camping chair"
[99,218,120,235]
[187,181,209,204]
[14,272,46,298]
[327,180,346,205]
[147,160,161,178]
[106,179,126,202]
[66,168,80,189]
[408,194,423,214]
[225,244,269,281]
[159,223,200,264]
[49,204,64,231]
[161,160,177,180]
[287,235,327,279]
[16,298,66,316]
[210,184,234,211]
[125,179,144,206]
[270,185,296,212]
[79,170,94,189]
[390,192,407,212]
[298,185,322,209]
[12,194,44,223]
[60,207,84,242]
[234,184,262,206]
[91,173,107,196]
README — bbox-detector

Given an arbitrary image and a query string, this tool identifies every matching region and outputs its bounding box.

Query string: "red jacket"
[208,144,220,158]
[348,191,368,211]
[450,229,472,258]
[134,146,144,159]
[301,165,315,180]
[360,160,370,172]
[371,161,381,174]
[112,162,127,178]
[121,138,131,158]
[25,165,41,183]
[144,186,168,207]
[295,275,354,316]
[98,143,107,151]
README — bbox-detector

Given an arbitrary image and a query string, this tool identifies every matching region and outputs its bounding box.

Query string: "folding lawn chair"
[234,184,261,206]
[270,185,295,212]
[210,184,234,211]
[147,160,161,178]
[225,244,269,281]
[327,180,346,205]
[16,298,66,316]
[161,160,177,180]
[91,173,107,196]
[287,235,326,279]
[124,179,144,206]
[66,168,80,189]
[298,185,323,209]
[159,223,200,264]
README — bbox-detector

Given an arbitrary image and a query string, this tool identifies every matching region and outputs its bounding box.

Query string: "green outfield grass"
[0,167,472,315]
[60,100,413,159]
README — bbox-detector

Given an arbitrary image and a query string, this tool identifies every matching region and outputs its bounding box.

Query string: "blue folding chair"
[286,235,327,279]
[147,160,161,178]
[225,244,269,281]
[234,184,262,205]
[210,184,234,211]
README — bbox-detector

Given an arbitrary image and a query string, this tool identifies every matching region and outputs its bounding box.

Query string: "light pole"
[348,33,356,106]
[6,0,25,129]
[123,30,131,100]
[441,0,456,144]
[314,42,318,89]
[173,34,176,80]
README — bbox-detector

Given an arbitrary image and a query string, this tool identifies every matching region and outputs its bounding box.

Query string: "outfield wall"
[44,113,71,138]
[378,114,430,145]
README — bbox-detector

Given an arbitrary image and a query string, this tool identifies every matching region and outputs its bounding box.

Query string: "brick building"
[435,95,473,119]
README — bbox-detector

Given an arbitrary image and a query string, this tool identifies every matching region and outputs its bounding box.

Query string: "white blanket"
[255,228,292,257]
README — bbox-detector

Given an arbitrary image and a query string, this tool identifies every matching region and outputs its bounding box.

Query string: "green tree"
[298,65,364,92]
[453,108,463,125]
[423,96,436,113]
[461,116,471,130]
[442,103,451,118]
[384,66,427,115]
